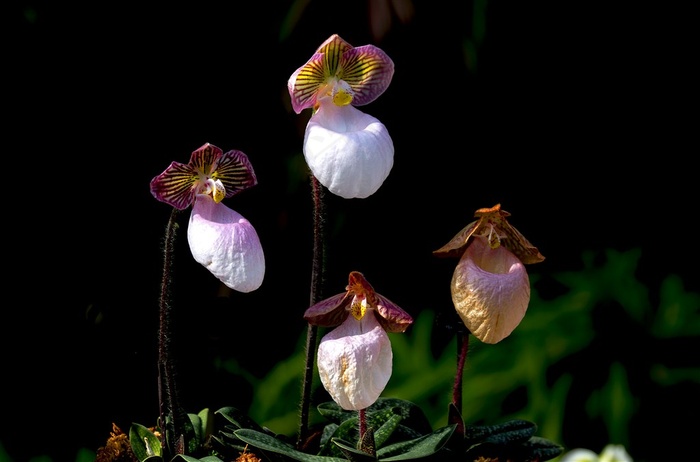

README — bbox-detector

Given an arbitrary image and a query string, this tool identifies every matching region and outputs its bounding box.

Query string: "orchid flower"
[560,444,633,462]
[288,34,395,199]
[433,204,544,344]
[304,271,413,410]
[150,143,265,293]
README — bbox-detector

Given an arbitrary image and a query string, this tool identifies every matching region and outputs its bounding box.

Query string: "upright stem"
[358,408,367,440]
[297,174,327,449]
[452,331,469,411]
[158,208,188,457]
[450,330,469,437]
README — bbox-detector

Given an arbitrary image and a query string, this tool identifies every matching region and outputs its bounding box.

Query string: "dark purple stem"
[297,174,327,449]
[359,408,367,441]
[158,208,187,457]
[453,331,469,410]
[449,330,469,437]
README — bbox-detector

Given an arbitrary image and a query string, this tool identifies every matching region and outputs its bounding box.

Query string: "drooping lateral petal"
[214,149,258,198]
[188,195,265,292]
[374,294,413,333]
[304,101,393,199]
[150,161,199,210]
[304,292,353,327]
[317,313,392,410]
[451,236,530,344]
[432,219,480,259]
[434,204,544,263]
[338,45,394,106]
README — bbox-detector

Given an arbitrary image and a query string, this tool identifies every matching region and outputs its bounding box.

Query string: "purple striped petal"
[189,143,223,176]
[150,161,199,210]
[288,34,393,113]
[289,36,353,113]
[150,143,257,209]
[288,52,326,114]
[215,149,258,198]
[339,45,394,106]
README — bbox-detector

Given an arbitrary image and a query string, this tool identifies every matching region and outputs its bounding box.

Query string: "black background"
[3,1,697,461]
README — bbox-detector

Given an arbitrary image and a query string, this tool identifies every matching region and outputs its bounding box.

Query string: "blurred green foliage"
[218,248,700,461]
[2,248,697,461]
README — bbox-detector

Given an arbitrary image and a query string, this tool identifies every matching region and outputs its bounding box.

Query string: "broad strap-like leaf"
[375,425,457,461]
[332,438,377,462]
[464,419,537,446]
[235,428,347,462]
[215,406,265,432]
[171,455,224,462]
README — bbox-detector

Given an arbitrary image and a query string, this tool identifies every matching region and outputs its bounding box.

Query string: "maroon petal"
[304,292,352,327]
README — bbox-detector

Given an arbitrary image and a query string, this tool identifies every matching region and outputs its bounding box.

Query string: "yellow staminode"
[350,297,368,321]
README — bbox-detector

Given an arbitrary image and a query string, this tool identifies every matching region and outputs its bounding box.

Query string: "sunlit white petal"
[317,313,392,410]
[303,100,393,199]
[559,449,600,462]
[188,194,265,292]
[599,445,633,462]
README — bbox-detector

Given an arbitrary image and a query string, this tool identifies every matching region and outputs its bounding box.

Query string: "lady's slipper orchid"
[288,34,395,199]
[559,444,633,462]
[150,143,265,292]
[433,204,544,344]
[304,271,413,410]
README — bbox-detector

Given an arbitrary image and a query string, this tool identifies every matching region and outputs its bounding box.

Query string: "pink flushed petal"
[451,236,530,344]
[188,195,265,293]
[303,100,393,199]
[317,314,392,410]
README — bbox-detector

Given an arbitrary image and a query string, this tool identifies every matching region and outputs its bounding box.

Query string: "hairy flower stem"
[450,331,469,436]
[297,174,328,449]
[158,208,188,457]
[359,408,367,442]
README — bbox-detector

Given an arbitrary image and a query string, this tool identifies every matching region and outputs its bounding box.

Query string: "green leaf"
[317,401,351,424]
[215,406,264,431]
[372,414,402,448]
[318,398,431,434]
[522,436,564,460]
[375,424,456,461]
[234,429,347,462]
[129,422,162,462]
[317,417,358,458]
[171,455,224,462]
[464,419,537,446]
[198,408,215,440]
[332,438,377,462]
[465,436,564,462]
[189,413,203,448]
